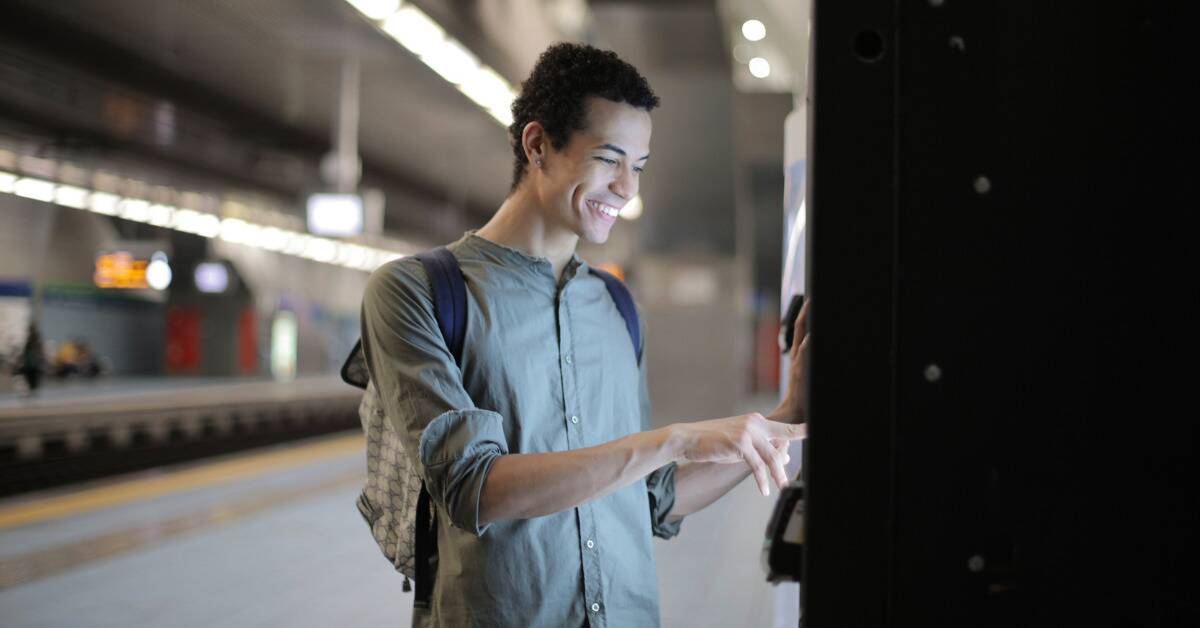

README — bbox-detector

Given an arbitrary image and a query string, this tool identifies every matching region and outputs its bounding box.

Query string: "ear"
[521,120,546,167]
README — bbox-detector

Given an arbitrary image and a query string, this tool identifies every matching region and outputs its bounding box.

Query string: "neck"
[477,183,579,279]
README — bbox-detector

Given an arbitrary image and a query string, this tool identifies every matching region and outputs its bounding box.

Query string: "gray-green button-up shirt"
[360,232,682,627]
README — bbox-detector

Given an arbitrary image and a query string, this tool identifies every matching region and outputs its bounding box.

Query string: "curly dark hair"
[508,42,659,192]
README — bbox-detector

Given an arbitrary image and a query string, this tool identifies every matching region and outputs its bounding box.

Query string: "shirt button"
[564,355,573,364]
[591,603,601,613]
[586,539,595,549]
[570,415,579,424]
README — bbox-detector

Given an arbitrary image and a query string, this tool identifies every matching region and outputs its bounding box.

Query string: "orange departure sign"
[94,251,150,289]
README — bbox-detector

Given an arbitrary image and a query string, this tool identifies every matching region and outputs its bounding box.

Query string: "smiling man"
[361,43,809,628]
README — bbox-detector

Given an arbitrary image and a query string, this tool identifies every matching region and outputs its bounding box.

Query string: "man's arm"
[479,413,804,525]
[480,300,812,526]
[480,427,674,523]
[665,299,812,520]
[665,408,795,522]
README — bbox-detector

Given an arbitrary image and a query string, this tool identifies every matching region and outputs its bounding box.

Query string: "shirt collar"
[461,230,588,281]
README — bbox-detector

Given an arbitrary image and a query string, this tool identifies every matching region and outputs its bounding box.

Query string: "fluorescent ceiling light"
[118,198,152,223]
[259,226,289,252]
[89,192,121,215]
[283,232,310,256]
[14,177,55,202]
[0,170,17,193]
[749,57,771,78]
[148,204,176,226]
[488,106,514,127]
[173,209,221,238]
[0,163,409,272]
[460,67,516,125]
[339,243,376,270]
[362,0,516,127]
[302,237,339,263]
[742,19,766,42]
[424,39,480,85]
[383,6,444,57]
[345,0,400,20]
[220,217,255,244]
[171,208,200,231]
[54,185,90,209]
[460,74,509,105]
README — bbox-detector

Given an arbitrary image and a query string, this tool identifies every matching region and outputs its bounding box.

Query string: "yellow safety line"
[0,433,365,530]
[0,471,365,590]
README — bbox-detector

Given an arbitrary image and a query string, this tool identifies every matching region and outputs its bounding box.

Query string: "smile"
[586,199,621,219]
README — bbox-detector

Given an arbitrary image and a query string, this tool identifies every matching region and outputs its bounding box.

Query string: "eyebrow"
[597,143,650,161]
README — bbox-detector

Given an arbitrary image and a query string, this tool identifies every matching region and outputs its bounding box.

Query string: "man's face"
[538,97,652,244]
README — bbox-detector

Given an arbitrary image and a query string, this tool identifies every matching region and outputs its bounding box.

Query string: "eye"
[633,166,645,174]
[594,157,617,165]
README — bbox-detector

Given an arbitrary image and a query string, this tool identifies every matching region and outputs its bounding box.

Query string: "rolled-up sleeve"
[418,409,508,534]
[360,258,509,536]
[646,462,681,539]
[637,314,683,540]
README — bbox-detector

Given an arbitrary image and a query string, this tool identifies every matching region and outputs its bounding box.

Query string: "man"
[17,324,45,396]
[361,43,809,627]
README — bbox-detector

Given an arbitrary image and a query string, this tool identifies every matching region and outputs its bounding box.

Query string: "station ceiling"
[3,0,765,256]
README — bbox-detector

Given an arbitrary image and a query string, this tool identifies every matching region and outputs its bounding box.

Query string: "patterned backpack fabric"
[355,379,423,579]
[342,246,642,602]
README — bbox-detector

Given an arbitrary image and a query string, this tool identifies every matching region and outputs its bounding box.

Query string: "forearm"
[667,410,797,520]
[667,461,751,521]
[479,426,679,525]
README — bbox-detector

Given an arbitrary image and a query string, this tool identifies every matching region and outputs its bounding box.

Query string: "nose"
[609,165,637,201]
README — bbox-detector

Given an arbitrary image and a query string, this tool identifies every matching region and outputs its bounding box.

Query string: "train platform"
[0,430,788,627]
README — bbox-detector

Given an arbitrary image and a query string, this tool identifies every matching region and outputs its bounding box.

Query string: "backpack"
[341,246,642,608]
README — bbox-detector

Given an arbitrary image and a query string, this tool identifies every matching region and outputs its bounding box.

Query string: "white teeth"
[591,200,619,217]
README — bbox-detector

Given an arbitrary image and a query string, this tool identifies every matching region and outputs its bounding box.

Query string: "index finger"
[768,421,807,441]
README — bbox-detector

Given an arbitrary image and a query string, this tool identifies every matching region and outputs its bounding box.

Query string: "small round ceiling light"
[146,251,173,291]
[749,57,771,78]
[742,19,766,42]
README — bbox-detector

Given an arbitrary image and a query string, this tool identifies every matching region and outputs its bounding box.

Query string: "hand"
[673,413,807,496]
[773,298,810,425]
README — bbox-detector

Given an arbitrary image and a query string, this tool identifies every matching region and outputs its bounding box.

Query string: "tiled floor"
[0,431,799,627]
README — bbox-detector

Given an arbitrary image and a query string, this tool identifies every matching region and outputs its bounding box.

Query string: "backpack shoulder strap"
[417,247,467,367]
[410,247,464,611]
[338,247,467,390]
[339,339,368,389]
[588,267,643,364]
